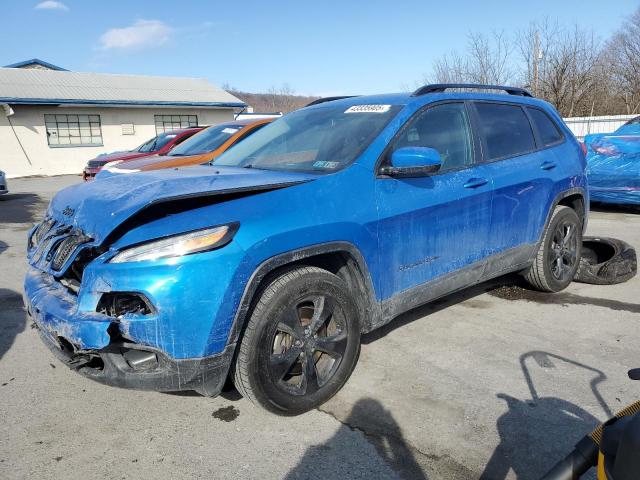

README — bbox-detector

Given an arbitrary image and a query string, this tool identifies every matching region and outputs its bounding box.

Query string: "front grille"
[31,218,57,249]
[51,234,92,271]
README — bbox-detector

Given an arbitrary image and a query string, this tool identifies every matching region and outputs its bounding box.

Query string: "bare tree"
[266,83,298,112]
[427,31,514,87]
[431,51,468,83]
[466,31,513,84]
[607,8,640,114]
[516,21,602,116]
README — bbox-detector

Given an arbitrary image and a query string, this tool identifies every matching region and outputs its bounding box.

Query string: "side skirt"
[372,244,535,331]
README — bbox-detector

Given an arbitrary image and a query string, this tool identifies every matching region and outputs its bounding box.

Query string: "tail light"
[579,142,588,157]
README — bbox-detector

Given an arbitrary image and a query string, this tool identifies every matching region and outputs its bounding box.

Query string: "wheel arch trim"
[546,187,587,234]
[530,187,587,262]
[226,241,381,348]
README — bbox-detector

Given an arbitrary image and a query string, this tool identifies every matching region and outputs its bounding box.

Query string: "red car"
[82,127,203,180]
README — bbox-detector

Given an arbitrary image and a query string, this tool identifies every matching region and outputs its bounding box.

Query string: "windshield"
[137,132,179,153]
[215,104,401,173]
[169,124,244,156]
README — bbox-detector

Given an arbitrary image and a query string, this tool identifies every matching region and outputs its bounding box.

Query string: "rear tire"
[524,206,582,292]
[232,266,361,415]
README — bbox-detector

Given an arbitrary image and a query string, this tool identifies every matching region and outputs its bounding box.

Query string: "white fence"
[562,114,636,140]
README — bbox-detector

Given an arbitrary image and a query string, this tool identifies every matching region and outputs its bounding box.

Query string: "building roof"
[0,68,245,108]
[4,58,68,71]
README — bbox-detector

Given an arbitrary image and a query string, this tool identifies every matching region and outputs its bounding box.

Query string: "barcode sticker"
[345,105,392,114]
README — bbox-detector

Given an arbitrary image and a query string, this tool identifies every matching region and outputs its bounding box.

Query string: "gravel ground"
[1,175,638,480]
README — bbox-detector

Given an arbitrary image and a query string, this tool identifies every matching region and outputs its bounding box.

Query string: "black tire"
[232,266,361,415]
[574,237,637,285]
[524,206,583,292]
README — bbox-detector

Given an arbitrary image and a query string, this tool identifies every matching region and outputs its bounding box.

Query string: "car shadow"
[0,193,47,224]
[362,274,517,345]
[479,351,610,480]
[0,288,27,361]
[590,201,640,215]
[285,398,427,480]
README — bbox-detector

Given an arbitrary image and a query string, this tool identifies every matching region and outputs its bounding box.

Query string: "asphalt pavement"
[1,175,638,480]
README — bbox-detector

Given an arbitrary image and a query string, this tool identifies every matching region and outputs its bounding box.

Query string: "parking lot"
[1,175,638,480]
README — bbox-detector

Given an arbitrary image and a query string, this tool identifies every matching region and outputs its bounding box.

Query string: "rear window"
[528,108,563,146]
[475,103,536,160]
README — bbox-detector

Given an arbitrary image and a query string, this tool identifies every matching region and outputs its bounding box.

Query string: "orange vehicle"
[100,118,273,175]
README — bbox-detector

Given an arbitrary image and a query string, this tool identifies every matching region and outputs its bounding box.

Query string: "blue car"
[25,84,588,414]
[585,116,640,205]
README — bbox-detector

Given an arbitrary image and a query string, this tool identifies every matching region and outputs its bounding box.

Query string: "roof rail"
[305,96,359,107]
[412,83,533,98]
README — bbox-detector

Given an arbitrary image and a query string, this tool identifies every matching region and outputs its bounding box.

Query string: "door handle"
[541,161,557,170]
[463,177,488,189]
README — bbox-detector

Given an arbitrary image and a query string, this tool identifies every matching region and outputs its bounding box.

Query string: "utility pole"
[533,30,541,97]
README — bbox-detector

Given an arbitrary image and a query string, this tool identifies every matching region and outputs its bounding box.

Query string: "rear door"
[471,102,562,268]
[374,102,494,304]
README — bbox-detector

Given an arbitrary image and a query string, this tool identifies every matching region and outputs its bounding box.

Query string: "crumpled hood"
[48,166,316,243]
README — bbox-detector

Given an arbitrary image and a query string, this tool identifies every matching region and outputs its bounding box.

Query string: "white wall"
[563,114,636,140]
[0,105,234,178]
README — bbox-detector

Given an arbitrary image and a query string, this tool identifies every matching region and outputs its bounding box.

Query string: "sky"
[0,0,636,96]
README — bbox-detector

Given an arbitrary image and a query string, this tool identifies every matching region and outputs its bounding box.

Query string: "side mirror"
[381,147,442,178]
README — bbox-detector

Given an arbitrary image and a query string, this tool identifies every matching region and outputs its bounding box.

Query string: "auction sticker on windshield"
[344,105,392,113]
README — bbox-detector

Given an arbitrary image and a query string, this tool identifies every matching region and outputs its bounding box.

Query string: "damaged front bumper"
[24,267,234,396]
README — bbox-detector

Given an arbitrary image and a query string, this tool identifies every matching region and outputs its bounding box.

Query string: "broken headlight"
[109,224,238,264]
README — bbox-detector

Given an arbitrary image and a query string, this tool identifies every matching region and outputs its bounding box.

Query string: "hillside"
[227,88,320,114]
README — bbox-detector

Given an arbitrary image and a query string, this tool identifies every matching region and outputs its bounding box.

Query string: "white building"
[0,59,245,178]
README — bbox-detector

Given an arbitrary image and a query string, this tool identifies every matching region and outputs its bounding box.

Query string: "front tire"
[524,205,582,292]
[232,266,361,415]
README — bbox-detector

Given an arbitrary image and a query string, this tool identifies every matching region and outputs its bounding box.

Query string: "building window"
[44,114,103,147]
[154,114,198,134]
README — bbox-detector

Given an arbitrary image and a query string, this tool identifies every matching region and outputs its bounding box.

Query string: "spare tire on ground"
[574,237,637,285]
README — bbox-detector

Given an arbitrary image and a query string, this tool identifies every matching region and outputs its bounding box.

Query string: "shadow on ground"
[363,275,516,345]
[286,398,427,480]
[0,288,27,361]
[479,351,609,480]
[364,273,640,346]
[479,395,600,480]
[0,193,46,224]
[590,202,640,215]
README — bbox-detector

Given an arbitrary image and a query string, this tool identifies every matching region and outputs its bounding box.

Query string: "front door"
[374,102,494,307]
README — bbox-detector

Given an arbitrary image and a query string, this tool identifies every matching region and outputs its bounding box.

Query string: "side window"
[528,108,563,146]
[393,103,473,171]
[474,103,536,160]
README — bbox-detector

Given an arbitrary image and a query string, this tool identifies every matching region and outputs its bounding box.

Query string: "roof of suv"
[305,84,552,112]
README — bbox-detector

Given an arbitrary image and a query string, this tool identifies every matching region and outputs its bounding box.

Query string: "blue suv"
[25,84,588,414]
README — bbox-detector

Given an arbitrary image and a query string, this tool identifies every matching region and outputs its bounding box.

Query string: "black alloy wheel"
[233,266,361,415]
